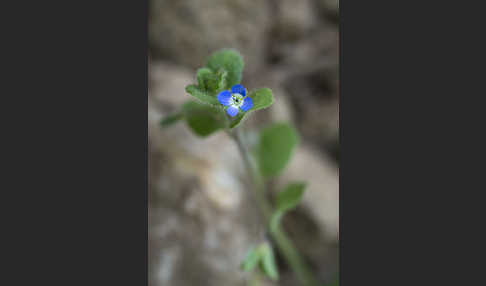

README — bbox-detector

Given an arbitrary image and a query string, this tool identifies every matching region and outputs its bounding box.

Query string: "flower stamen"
[230,93,244,108]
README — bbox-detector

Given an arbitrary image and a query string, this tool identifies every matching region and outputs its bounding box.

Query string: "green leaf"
[260,244,279,280]
[241,243,279,281]
[206,49,244,89]
[197,68,228,94]
[185,84,219,106]
[256,123,298,178]
[270,182,306,232]
[241,247,262,272]
[182,101,225,137]
[275,182,306,211]
[160,112,183,127]
[216,69,228,93]
[229,88,274,129]
[251,88,274,111]
[196,68,214,91]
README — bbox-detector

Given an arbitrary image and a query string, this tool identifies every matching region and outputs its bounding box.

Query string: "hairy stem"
[233,128,271,219]
[230,127,318,286]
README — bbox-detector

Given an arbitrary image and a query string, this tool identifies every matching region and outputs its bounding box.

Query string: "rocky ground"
[149,0,339,285]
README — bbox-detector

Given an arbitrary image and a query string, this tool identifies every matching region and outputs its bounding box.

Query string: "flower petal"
[240,96,253,112]
[217,90,232,106]
[231,84,246,97]
[226,106,239,117]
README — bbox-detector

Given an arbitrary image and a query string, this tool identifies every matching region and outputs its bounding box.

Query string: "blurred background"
[148,0,339,285]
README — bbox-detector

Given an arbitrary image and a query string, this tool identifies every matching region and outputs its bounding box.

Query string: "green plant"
[161,49,319,286]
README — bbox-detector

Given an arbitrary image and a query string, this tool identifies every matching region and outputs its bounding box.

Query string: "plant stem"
[230,127,319,286]
[232,128,271,219]
[271,228,319,286]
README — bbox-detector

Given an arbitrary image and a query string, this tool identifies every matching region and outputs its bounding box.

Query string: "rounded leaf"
[256,123,299,178]
[206,49,244,89]
[182,101,225,137]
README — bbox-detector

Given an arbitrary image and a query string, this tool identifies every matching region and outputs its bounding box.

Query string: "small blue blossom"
[217,84,253,117]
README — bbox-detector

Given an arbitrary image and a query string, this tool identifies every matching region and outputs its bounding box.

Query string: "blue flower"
[217,84,253,117]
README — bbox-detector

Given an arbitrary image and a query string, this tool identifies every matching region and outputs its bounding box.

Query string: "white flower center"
[230,93,244,108]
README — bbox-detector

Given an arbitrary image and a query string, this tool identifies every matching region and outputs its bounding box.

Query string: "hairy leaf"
[270,182,306,232]
[185,84,219,106]
[241,247,261,272]
[182,101,225,137]
[256,123,298,177]
[276,182,306,211]
[260,244,279,280]
[197,68,228,94]
[251,88,274,111]
[206,49,244,89]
